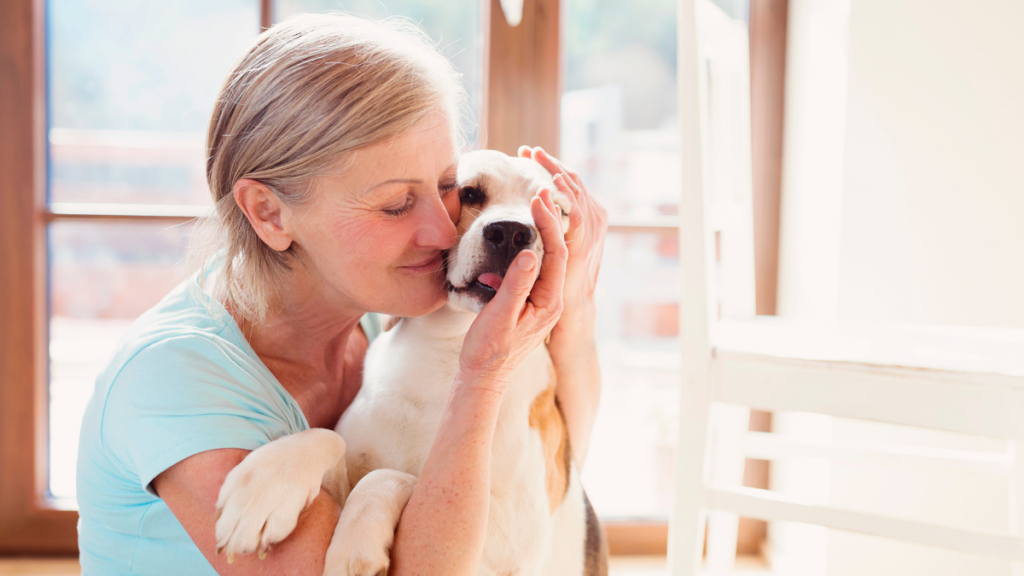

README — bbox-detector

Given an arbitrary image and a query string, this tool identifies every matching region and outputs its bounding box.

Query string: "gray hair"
[188,12,467,324]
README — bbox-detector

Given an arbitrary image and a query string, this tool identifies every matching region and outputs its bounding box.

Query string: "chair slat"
[715,351,1024,440]
[706,486,1024,561]
[741,430,1014,476]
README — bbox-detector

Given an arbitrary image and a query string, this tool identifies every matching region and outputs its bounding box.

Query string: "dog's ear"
[382,315,402,332]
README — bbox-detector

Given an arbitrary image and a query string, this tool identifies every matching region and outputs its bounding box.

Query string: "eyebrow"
[361,178,422,197]
[360,162,458,197]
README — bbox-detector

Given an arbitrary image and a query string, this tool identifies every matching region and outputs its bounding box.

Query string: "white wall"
[837,0,1024,328]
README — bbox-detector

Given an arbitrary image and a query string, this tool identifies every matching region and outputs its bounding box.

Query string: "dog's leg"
[215,428,350,559]
[324,469,417,576]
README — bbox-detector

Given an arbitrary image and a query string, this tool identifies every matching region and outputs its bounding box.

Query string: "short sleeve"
[99,334,308,494]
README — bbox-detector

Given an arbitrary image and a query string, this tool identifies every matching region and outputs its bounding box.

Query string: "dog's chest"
[342,314,563,573]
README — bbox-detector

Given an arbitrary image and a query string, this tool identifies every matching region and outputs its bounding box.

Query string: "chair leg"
[705,403,751,572]
[1011,440,1023,576]
[669,370,714,576]
[768,412,832,575]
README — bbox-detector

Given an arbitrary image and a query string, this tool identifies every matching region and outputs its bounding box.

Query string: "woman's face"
[286,111,461,317]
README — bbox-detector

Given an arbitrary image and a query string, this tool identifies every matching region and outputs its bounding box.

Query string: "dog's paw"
[215,431,345,561]
[323,510,396,576]
[324,539,390,576]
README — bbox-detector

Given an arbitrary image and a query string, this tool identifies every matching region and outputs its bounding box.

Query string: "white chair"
[669,0,1024,574]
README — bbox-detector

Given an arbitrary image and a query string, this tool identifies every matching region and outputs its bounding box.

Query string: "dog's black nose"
[483,221,535,269]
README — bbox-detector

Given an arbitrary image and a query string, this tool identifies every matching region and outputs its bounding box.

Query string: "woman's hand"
[518,146,608,340]
[517,146,608,467]
[458,187,569,389]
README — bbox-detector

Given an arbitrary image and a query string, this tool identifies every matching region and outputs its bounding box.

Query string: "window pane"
[274,0,484,147]
[583,230,680,519]
[49,222,190,500]
[563,0,682,520]
[561,0,679,218]
[47,0,259,205]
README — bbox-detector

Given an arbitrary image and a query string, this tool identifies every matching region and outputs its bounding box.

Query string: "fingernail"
[227,553,235,565]
[517,252,536,271]
[258,548,267,560]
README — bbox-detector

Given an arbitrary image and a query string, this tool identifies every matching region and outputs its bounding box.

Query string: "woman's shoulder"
[81,283,309,493]
[116,277,240,352]
[98,285,296,419]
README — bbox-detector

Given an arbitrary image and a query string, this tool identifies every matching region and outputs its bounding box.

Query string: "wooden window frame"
[0,0,786,558]
[0,0,79,555]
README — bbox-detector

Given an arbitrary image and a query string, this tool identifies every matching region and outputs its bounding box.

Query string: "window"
[0,0,785,558]
[561,0,681,521]
[46,0,259,505]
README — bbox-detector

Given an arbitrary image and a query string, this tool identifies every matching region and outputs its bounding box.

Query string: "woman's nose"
[416,195,458,250]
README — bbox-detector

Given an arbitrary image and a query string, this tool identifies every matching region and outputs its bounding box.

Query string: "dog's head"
[445,150,572,313]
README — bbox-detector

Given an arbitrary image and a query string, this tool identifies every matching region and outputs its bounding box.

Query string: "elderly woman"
[76,13,606,576]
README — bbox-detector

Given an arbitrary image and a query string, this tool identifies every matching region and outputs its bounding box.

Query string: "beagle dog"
[213,150,608,576]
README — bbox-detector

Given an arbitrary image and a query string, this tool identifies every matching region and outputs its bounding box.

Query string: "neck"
[228,267,365,419]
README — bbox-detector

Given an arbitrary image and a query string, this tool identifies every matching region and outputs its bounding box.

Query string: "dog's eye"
[460,186,486,205]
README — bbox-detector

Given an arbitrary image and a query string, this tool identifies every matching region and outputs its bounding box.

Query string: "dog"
[213,149,608,576]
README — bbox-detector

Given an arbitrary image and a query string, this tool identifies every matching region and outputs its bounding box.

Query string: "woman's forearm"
[549,307,602,468]
[388,371,505,576]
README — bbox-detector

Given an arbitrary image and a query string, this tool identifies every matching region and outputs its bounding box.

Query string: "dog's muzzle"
[483,220,535,273]
[453,219,538,304]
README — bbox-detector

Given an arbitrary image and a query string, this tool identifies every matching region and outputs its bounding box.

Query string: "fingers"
[554,172,585,239]
[533,147,586,191]
[481,249,538,330]
[527,189,568,316]
[518,145,586,197]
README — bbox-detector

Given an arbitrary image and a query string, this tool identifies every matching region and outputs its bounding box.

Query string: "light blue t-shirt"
[76,278,382,576]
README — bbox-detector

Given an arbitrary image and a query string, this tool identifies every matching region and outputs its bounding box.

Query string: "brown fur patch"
[528,364,571,514]
[347,451,377,487]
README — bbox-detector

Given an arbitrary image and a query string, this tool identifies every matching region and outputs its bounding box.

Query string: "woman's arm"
[153,449,340,576]
[519,146,608,467]
[389,187,569,575]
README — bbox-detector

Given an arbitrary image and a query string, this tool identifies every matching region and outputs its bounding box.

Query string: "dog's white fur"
[214,150,604,576]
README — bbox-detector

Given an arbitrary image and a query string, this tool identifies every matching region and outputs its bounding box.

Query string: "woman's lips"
[402,253,443,272]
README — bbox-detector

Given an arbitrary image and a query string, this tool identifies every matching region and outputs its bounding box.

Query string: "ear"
[233,179,294,252]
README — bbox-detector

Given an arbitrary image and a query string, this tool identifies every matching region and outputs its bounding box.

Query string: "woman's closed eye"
[382,178,457,217]
[383,195,414,217]
[439,181,457,196]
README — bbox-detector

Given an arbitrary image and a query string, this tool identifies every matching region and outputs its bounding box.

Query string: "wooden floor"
[0,559,78,576]
[0,555,770,575]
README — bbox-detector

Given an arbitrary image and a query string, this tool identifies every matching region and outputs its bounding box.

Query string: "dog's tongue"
[478,273,503,291]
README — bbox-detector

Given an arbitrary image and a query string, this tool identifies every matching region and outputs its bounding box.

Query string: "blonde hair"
[189,13,467,325]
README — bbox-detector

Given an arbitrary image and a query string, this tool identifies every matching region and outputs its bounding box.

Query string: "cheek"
[312,216,395,275]
[444,192,461,226]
